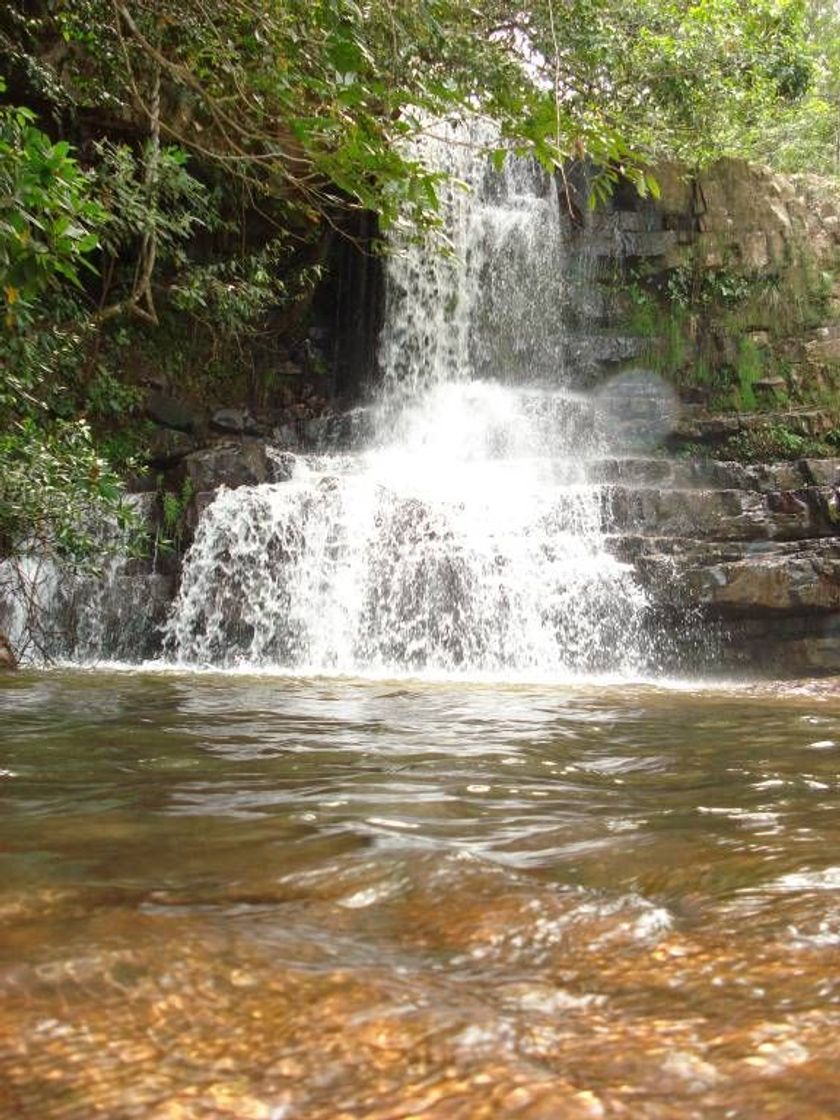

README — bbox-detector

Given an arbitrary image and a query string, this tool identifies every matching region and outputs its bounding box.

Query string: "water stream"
[2,672,839,1119]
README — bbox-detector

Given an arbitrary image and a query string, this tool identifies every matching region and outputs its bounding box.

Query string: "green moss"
[624,283,660,337]
[720,423,834,462]
[674,440,711,459]
[735,336,763,410]
[618,238,840,423]
[662,313,688,372]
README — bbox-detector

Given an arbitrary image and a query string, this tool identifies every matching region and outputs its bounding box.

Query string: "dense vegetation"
[1,0,839,564]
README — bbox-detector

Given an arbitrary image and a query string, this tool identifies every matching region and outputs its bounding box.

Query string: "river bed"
[1,670,839,1119]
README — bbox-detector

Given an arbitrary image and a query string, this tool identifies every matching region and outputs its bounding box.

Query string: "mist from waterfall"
[164,120,651,678]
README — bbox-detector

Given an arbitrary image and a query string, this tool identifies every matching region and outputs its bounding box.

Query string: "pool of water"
[1,670,839,1118]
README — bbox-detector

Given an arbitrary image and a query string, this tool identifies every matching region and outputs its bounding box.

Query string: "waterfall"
[165,120,651,677]
[0,494,170,664]
[377,122,566,406]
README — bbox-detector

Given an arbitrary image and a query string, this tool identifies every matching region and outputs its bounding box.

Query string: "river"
[2,669,839,1118]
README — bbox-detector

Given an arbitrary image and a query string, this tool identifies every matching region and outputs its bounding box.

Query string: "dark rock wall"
[317,211,385,401]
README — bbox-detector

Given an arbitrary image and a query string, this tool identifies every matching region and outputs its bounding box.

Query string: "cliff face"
[560,158,840,674]
[563,157,840,437]
[595,454,840,675]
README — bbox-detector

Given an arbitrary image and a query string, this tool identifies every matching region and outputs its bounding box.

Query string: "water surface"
[2,670,839,1118]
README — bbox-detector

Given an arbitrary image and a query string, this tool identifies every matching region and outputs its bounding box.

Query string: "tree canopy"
[0,0,822,229]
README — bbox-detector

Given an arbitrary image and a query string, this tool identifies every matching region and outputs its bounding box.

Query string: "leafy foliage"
[93,141,213,265]
[721,422,825,461]
[1,0,819,228]
[0,419,134,561]
[485,0,813,174]
[169,236,323,345]
[0,80,103,323]
[749,0,840,174]
[0,80,134,566]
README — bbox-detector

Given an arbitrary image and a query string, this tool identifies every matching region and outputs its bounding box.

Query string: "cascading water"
[0,493,170,664]
[377,123,566,405]
[165,121,650,676]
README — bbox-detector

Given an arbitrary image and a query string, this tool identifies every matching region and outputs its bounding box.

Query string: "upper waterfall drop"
[165,121,651,677]
[377,119,566,405]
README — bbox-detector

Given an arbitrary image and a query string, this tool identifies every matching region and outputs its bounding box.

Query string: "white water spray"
[166,121,650,676]
[0,494,168,664]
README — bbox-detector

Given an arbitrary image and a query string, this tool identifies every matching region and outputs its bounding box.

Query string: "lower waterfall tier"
[165,382,650,675]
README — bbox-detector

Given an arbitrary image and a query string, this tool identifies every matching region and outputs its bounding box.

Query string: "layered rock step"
[591,456,840,674]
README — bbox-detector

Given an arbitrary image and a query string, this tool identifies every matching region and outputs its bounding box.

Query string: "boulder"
[147,428,201,467]
[267,450,298,482]
[738,230,769,271]
[146,391,200,433]
[210,408,262,436]
[684,545,840,615]
[804,336,840,363]
[802,458,840,486]
[0,632,17,671]
[180,439,271,493]
[604,486,784,541]
[650,161,694,214]
[185,491,218,535]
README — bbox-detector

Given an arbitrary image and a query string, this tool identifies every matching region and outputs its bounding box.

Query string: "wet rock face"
[560,154,840,431]
[147,428,201,468]
[693,546,840,615]
[178,440,272,493]
[671,409,840,454]
[153,446,840,676]
[145,391,200,433]
[210,408,262,436]
[602,456,840,674]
